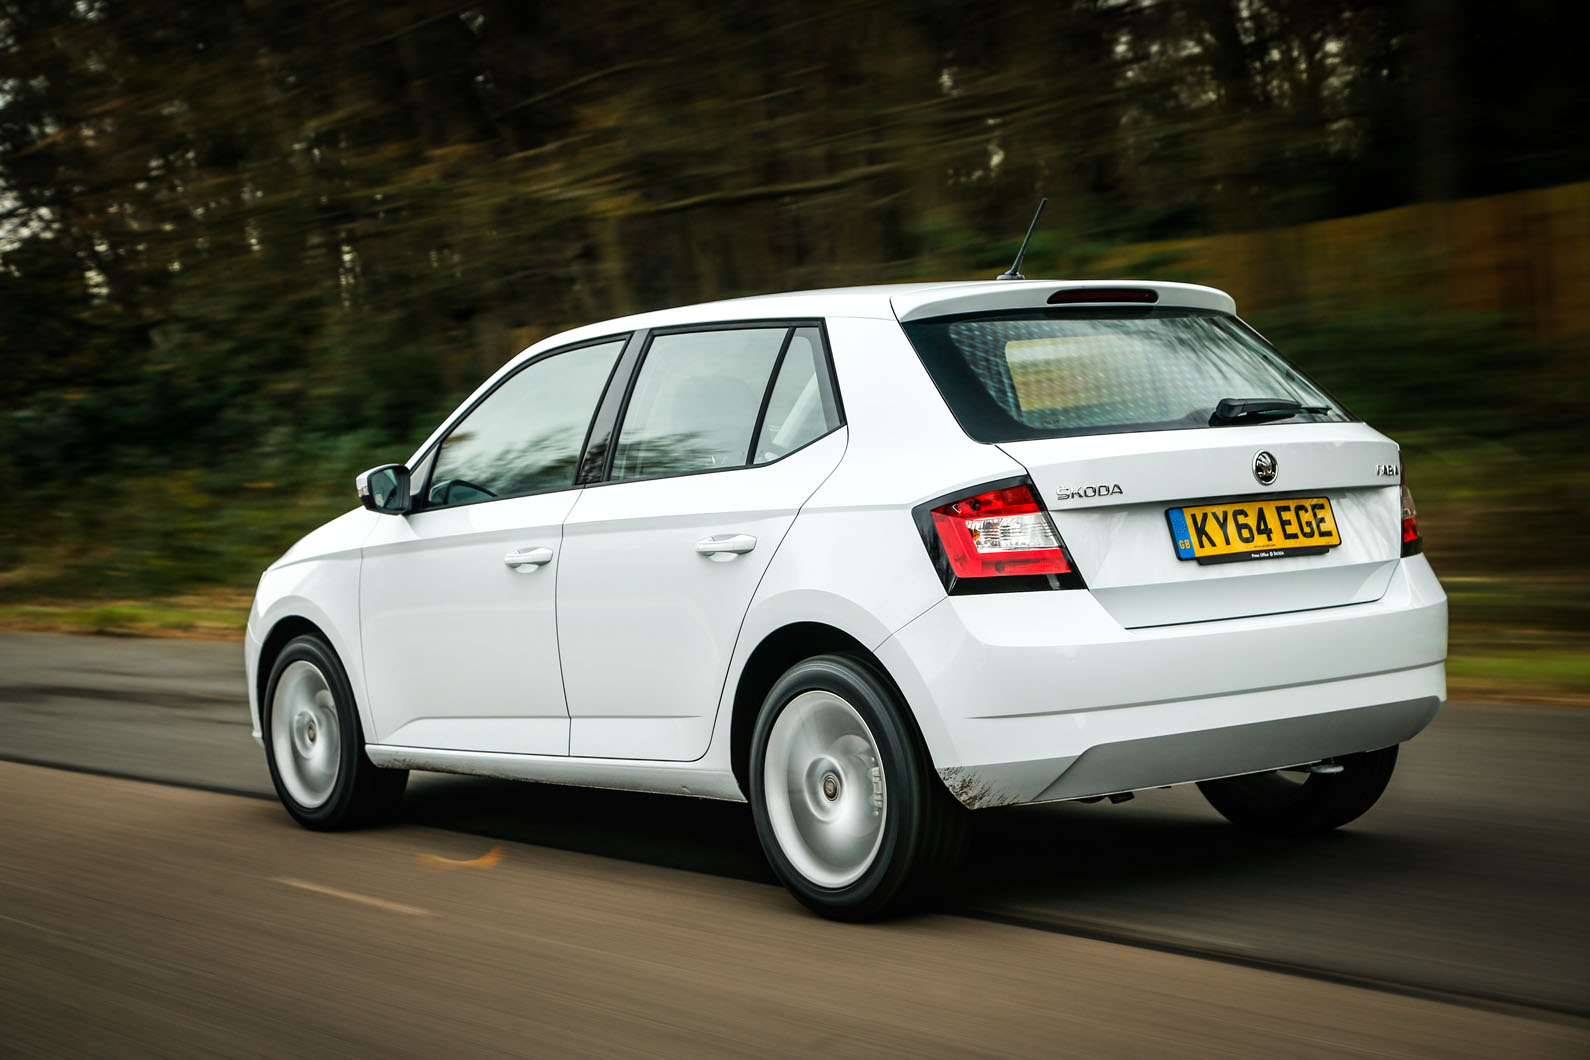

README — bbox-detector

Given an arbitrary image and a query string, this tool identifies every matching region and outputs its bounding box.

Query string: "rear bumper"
[876,554,1447,808]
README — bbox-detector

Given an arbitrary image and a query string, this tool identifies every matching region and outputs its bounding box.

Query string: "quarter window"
[427,339,624,507]
[611,328,788,480]
[754,327,839,464]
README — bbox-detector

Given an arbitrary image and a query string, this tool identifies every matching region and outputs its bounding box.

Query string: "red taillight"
[929,484,1074,579]
[1400,473,1422,556]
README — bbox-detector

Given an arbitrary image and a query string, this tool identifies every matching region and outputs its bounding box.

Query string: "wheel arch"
[728,621,911,798]
[255,614,332,712]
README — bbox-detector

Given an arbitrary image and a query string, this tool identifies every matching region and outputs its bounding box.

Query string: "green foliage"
[1252,300,1582,442]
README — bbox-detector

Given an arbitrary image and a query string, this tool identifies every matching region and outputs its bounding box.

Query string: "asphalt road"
[4,762,1585,1059]
[1,631,1586,1047]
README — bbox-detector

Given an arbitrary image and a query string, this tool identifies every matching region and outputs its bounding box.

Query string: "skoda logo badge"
[1253,450,1278,486]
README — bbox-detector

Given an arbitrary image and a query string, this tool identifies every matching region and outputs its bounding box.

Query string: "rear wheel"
[749,653,967,920]
[263,633,407,830]
[1197,746,1398,835]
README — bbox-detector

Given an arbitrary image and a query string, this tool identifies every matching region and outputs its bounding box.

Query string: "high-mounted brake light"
[915,481,1083,592]
[1400,472,1421,556]
[1047,287,1158,305]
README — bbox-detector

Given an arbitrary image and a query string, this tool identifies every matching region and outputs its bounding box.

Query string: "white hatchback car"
[247,280,1447,919]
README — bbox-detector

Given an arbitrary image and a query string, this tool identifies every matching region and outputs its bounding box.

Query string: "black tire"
[1197,746,1398,835]
[262,633,407,830]
[748,653,968,920]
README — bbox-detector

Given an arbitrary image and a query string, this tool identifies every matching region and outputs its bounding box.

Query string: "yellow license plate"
[1166,496,1341,564]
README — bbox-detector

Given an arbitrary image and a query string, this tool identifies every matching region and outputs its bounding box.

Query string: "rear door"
[556,324,844,761]
[898,296,1403,628]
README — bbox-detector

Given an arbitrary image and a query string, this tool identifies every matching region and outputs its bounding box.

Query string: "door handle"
[503,546,554,570]
[695,533,757,556]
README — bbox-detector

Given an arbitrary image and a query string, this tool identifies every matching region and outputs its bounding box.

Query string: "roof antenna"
[997,197,1047,281]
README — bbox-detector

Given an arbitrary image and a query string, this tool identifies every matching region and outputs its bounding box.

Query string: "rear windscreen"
[901,308,1350,442]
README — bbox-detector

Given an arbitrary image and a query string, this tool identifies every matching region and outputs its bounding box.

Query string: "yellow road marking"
[273,877,433,917]
[418,844,503,871]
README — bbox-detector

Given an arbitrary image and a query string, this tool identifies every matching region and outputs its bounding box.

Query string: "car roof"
[523,279,1236,357]
[414,278,1239,468]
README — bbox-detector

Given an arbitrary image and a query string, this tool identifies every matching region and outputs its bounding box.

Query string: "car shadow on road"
[958,797,1421,912]
[394,773,1422,918]
[399,773,776,884]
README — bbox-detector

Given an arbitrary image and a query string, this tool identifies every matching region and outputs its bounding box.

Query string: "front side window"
[610,327,788,481]
[427,339,624,506]
[903,308,1349,442]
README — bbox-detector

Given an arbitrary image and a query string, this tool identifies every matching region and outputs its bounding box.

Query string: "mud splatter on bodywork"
[937,766,1022,809]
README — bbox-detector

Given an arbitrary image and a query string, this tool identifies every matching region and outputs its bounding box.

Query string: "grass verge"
[1445,647,1590,705]
[0,594,250,640]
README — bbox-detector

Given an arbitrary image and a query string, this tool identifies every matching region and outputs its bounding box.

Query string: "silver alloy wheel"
[270,660,342,809]
[762,690,887,888]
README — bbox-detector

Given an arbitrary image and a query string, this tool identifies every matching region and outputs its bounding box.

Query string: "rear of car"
[856,282,1446,808]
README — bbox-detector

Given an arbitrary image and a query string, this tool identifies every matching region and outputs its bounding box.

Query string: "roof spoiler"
[891,281,1236,322]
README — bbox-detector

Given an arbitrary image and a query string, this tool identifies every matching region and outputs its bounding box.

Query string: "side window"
[753,327,839,464]
[427,339,623,507]
[611,328,787,481]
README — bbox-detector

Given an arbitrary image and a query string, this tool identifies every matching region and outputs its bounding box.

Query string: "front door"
[359,337,626,755]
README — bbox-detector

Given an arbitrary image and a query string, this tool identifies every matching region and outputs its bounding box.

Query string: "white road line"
[0,910,74,938]
[272,877,434,917]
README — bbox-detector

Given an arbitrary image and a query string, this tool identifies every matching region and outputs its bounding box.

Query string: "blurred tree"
[0,0,1581,535]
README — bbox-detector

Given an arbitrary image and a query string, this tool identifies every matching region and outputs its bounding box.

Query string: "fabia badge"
[1252,450,1278,486]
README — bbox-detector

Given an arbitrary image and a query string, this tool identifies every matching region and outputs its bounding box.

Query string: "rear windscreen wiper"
[1208,397,1331,426]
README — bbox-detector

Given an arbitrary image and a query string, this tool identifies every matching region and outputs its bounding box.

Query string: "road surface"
[0,631,1586,1054]
[2,762,1584,1058]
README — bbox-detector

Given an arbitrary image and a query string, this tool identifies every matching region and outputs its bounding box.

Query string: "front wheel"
[749,653,966,920]
[263,633,407,830]
[1197,746,1398,835]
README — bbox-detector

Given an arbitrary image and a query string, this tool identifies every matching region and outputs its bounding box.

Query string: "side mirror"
[355,464,412,515]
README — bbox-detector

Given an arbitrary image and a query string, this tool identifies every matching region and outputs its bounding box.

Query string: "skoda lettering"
[1055,484,1124,502]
